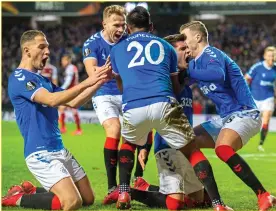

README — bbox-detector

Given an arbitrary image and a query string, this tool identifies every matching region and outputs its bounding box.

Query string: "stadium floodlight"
[194,14,224,20]
[124,2,149,13]
[34,15,60,22]
[137,2,148,10]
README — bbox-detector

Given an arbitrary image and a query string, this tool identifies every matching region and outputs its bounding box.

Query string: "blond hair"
[179,21,208,41]
[264,46,275,55]
[103,5,126,20]
[20,30,45,49]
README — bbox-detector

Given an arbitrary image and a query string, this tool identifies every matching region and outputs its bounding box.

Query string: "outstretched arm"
[33,65,111,107]
[66,65,112,108]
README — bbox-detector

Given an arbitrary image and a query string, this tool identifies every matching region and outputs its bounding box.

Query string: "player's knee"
[62,196,83,210]
[103,119,121,138]
[59,106,66,112]
[166,196,185,210]
[262,117,270,126]
[82,194,95,206]
[72,109,78,115]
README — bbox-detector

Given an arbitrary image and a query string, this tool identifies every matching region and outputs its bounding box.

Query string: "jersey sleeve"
[11,73,43,101]
[247,63,258,79]
[169,45,178,75]
[82,39,99,61]
[110,47,120,75]
[51,83,64,92]
[189,53,225,83]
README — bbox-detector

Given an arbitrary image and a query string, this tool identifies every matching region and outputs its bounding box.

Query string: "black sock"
[226,153,266,195]
[130,188,167,208]
[104,137,120,191]
[20,192,60,210]
[104,148,118,190]
[259,126,268,145]
[193,160,224,206]
[148,185,159,192]
[119,143,135,193]
[35,187,47,193]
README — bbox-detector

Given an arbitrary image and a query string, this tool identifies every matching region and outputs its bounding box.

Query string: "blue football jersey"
[110,31,178,110]
[247,61,276,101]
[188,45,256,118]
[83,31,121,96]
[154,86,193,153]
[8,69,64,158]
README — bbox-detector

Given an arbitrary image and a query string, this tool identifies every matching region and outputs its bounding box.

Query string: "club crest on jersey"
[102,53,107,60]
[84,48,91,57]
[200,83,217,94]
[26,81,36,91]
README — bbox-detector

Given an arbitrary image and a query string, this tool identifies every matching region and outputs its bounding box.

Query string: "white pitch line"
[208,153,276,159]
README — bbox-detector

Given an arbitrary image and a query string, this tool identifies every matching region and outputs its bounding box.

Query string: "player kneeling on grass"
[129,34,211,210]
[3,30,112,210]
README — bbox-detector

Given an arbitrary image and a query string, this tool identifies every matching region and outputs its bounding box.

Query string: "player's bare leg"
[5,177,94,209]
[215,128,276,211]
[258,111,273,151]
[74,176,94,206]
[50,177,83,210]
[71,108,82,135]
[102,117,121,204]
[2,177,83,210]
[193,125,215,149]
[59,106,67,134]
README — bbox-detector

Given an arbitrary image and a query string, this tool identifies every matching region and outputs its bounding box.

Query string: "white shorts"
[92,95,122,125]
[26,148,86,191]
[201,109,262,145]
[254,97,275,112]
[122,97,195,149]
[155,149,203,195]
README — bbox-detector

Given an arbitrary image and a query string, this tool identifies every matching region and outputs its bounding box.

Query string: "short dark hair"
[126,6,151,31]
[163,34,186,46]
[20,30,45,48]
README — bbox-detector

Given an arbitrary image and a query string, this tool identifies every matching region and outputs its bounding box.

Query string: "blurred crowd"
[2,17,276,113]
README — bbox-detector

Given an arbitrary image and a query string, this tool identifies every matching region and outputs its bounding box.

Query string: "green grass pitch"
[2,121,276,211]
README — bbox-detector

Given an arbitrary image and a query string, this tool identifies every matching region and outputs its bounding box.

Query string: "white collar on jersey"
[262,61,273,70]
[100,30,116,46]
[195,44,210,61]
[18,68,40,75]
